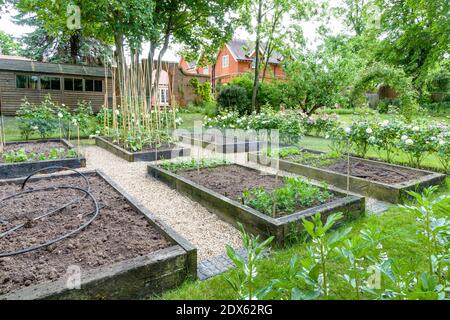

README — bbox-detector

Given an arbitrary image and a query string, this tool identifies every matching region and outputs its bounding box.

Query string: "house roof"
[0,56,111,77]
[227,39,283,64]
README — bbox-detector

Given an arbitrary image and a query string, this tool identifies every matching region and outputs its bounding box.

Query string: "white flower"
[430,136,437,141]
[32,125,38,130]
[366,127,373,134]
[325,134,330,139]
[439,140,445,145]
[61,104,66,107]
[368,136,376,143]
[95,130,100,135]
[401,135,408,141]
[344,127,351,134]
[381,120,389,126]
[412,126,420,132]
[57,112,63,118]
[71,118,78,126]
[405,139,413,145]
[115,110,120,115]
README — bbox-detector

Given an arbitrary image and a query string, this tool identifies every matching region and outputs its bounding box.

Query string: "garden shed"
[0,55,112,115]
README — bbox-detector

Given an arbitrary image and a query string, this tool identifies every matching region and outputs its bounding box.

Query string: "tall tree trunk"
[252,0,263,113]
[69,31,81,64]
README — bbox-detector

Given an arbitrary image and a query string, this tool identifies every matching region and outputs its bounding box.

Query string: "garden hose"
[0,166,100,258]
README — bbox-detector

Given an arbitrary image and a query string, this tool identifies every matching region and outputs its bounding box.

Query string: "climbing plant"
[351,63,418,121]
[190,78,213,104]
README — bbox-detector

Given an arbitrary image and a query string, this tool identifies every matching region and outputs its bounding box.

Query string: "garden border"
[147,163,365,246]
[0,170,197,300]
[0,139,86,179]
[176,133,261,153]
[248,150,447,203]
[95,136,190,162]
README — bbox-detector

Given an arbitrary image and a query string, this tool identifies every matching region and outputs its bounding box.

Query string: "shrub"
[16,95,58,139]
[397,122,437,168]
[347,120,375,158]
[217,85,250,115]
[190,78,213,104]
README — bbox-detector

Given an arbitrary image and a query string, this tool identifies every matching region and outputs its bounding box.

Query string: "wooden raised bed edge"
[248,151,447,204]
[95,136,190,162]
[0,170,197,300]
[177,133,261,153]
[0,139,86,179]
[148,164,365,247]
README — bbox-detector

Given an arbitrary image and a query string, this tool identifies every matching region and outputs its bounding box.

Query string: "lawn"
[160,178,449,300]
[336,113,450,127]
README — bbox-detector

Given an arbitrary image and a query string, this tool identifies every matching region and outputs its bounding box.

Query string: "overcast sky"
[0,2,346,61]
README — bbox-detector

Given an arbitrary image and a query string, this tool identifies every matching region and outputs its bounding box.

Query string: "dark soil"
[326,158,427,184]
[104,137,175,152]
[0,174,170,295]
[177,164,339,217]
[0,141,68,163]
[284,151,427,184]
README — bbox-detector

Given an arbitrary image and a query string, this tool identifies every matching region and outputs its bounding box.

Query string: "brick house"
[180,39,285,90]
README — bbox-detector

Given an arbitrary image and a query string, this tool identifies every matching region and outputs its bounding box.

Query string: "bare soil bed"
[285,152,427,184]
[177,164,339,217]
[0,174,170,296]
[0,141,69,163]
[325,158,427,184]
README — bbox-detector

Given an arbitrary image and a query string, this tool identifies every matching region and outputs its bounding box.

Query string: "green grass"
[179,113,204,129]
[0,116,97,142]
[336,113,450,126]
[160,179,449,300]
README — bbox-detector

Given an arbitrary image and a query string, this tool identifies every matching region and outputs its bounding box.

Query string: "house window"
[251,58,256,69]
[41,76,61,90]
[222,55,229,68]
[203,66,209,75]
[64,78,83,91]
[160,88,169,105]
[16,75,39,89]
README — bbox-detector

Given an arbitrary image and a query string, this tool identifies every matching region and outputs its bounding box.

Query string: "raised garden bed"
[148,163,364,246]
[248,148,446,203]
[177,133,261,153]
[0,139,86,179]
[0,169,196,300]
[95,136,190,162]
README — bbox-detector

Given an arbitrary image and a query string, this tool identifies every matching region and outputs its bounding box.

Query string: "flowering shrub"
[433,131,450,172]
[397,122,439,168]
[302,113,339,137]
[203,108,305,139]
[347,120,375,158]
[372,119,403,162]
[17,96,59,139]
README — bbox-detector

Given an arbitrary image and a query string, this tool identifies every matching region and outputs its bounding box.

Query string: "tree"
[0,31,20,55]
[283,52,349,115]
[375,0,450,86]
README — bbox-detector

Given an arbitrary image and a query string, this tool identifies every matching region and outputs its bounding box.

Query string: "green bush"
[217,85,251,115]
[16,96,58,139]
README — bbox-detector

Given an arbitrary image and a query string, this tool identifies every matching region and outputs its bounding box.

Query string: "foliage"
[160,158,228,173]
[346,119,375,158]
[241,177,333,216]
[1,147,78,163]
[271,148,342,168]
[16,95,96,140]
[371,119,402,162]
[283,53,350,115]
[190,78,213,104]
[225,223,274,300]
[217,85,251,116]
[351,63,419,121]
[16,96,58,139]
[0,30,20,55]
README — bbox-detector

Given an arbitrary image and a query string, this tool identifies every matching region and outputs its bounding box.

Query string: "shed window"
[74,78,83,91]
[85,79,94,91]
[16,75,39,89]
[64,78,83,91]
[94,80,102,92]
[41,76,61,90]
[64,78,74,90]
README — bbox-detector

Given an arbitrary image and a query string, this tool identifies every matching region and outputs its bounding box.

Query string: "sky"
[0,3,346,61]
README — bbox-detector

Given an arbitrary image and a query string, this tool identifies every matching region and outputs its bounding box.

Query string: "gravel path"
[80,145,242,260]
